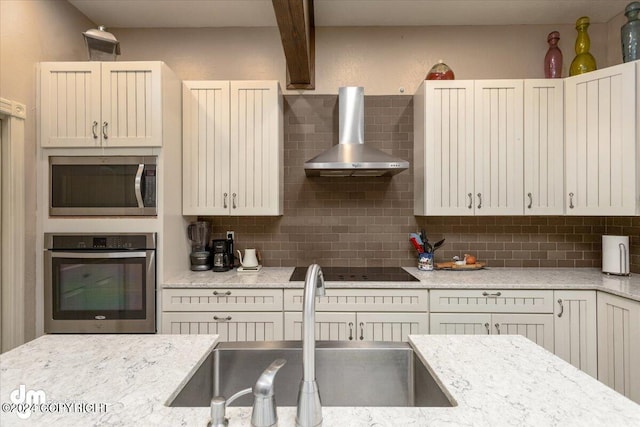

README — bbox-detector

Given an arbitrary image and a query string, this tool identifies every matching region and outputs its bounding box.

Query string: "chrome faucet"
[209,359,286,427]
[296,264,325,427]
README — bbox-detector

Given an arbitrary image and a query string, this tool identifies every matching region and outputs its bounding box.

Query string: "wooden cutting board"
[435,261,486,270]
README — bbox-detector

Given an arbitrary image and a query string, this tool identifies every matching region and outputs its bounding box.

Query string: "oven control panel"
[47,233,155,250]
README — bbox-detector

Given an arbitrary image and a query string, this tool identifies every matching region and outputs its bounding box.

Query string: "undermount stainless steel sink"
[169,341,455,408]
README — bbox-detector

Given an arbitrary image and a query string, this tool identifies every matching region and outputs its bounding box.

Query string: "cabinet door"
[554,290,597,378]
[229,81,283,215]
[597,292,640,402]
[162,312,283,342]
[284,312,356,341]
[565,62,636,215]
[524,80,564,215]
[101,62,163,147]
[182,81,231,215]
[420,81,475,215]
[474,80,524,215]
[430,313,492,335]
[357,312,428,342]
[492,313,554,352]
[40,62,101,147]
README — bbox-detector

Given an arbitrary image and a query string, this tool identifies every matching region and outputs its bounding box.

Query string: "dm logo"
[10,385,46,419]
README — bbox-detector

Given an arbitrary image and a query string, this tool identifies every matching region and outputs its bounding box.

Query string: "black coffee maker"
[211,239,234,272]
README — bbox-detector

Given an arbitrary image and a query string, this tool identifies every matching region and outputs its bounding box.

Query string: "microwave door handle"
[134,164,145,208]
[50,251,148,259]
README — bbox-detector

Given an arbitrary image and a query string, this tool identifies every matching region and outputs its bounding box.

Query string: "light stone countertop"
[164,267,640,302]
[1,334,640,426]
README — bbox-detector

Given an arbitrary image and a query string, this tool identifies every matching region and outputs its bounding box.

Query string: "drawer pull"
[359,322,364,341]
[348,322,354,341]
[494,323,501,335]
[213,291,231,296]
[557,299,564,318]
[482,291,502,297]
[213,315,232,321]
[484,322,490,334]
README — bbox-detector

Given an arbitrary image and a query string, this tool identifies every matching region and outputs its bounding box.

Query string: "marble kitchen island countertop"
[164,267,640,301]
[2,334,640,426]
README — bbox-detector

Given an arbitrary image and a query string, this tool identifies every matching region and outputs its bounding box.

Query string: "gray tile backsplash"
[203,95,638,272]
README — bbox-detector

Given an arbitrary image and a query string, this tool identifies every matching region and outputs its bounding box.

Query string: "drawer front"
[163,289,283,311]
[284,312,356,341]
[430,289,554,313]
[162,311,283,341]
[284,289,429,312]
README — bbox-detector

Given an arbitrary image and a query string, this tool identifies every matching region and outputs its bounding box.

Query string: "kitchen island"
[1,334,639,426]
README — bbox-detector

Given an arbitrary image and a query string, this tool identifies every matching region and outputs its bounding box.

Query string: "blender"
[187,221,211,271]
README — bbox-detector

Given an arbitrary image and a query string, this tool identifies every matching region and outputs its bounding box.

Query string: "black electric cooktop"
[289,267,419,282]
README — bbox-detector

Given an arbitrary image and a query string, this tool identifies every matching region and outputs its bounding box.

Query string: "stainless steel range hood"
[304,87,409,177]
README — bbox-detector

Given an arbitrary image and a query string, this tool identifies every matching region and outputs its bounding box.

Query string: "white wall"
[113,24,609,95]
[0,0,95,342]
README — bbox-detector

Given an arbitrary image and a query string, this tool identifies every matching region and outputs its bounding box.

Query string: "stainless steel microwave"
[49,156,157,216]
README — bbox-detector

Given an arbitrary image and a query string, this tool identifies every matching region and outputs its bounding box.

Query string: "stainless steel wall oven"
[44,233,156,333]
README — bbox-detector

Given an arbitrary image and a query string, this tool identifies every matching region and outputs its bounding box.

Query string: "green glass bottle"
[570,16,597,76]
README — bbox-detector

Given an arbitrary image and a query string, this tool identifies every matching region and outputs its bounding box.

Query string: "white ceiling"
[68,0,626,28]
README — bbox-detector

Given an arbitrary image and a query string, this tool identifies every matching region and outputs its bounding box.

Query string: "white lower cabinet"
[283,289,429,343]
[554,290,597,378]
[430,313,554,351]
[161,288,284,342]
[162,312,283,341]
[284,312,428,342]
[429,289,554,352]
[597,292,640,403]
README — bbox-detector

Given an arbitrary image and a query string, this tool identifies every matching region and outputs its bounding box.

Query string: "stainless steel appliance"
[304,87,409,177]
[188,221,211,271]
[289,267,419,282]
[44,232,156,333]
[49,156,157,216]
[212,239,232,272]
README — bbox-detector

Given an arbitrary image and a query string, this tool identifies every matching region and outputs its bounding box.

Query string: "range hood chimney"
[304,87,409,177]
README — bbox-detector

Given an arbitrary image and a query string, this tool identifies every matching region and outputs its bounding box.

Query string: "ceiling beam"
[272,0,315,90]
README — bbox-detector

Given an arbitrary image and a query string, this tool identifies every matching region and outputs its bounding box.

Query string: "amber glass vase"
[570,16,597,76]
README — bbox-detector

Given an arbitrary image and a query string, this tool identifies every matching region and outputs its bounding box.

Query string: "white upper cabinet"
[415,80,475,215]
[40,61,170,148]
[565,61,637,215]
[415,79,523,215]
[182,80,283,216]
[524,80,564,215]
[474,80,524,215]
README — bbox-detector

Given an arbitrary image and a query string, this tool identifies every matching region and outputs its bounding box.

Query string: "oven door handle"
[49,251,149,259]
[134,164,145,208]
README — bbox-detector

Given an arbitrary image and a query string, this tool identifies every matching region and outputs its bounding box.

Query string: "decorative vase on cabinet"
[622,1,640,62]
[569,16,597,76]
[544,31,563,78]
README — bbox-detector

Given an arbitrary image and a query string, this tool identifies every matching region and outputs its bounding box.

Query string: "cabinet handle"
[569,192,574,209]
[213,291,231,296]
[494,323,501,335]
[91,121,98,139]
[477,193,482,209]
[348,322,354,341]
[482,291,502,297]
[468,193,473,209]
[484,322,490,334]
[232,193,237,209]
[213,315,232,321]
[223,193,228,209]
[557,299,564,318]
[102,121,108,140]
[359,322,364,341]
[527,192,533,209]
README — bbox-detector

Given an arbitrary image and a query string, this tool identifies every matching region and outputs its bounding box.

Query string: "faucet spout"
[296,264,325,427]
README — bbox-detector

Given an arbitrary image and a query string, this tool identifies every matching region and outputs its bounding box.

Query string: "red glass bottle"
[426,60,455,80]
[544,31,563,78]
